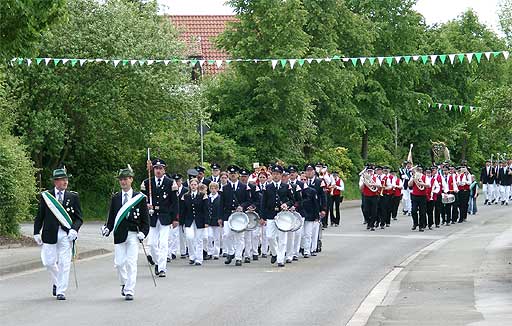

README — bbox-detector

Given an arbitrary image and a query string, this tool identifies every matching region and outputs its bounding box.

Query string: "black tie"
[157,178,161,187]
[232,184,236,191]
[192,193,196,200]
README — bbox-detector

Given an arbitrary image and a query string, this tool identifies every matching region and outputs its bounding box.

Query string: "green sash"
[114,193,145,232]
[41,191,73,229]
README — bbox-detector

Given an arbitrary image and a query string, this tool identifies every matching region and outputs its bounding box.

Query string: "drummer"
[220,165,252,267]
[260,165,295,267]
[240,168,259,263]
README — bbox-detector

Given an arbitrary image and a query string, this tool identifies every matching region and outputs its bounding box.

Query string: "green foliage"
[311,147,355,180]
[0,135,37,236]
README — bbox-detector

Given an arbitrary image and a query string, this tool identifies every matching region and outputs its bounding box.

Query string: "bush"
[312,146,355,179]
[0,134,37,236]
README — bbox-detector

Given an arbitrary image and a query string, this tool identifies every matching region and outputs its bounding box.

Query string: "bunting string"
[419,100,480,113]
[8,50,510,70]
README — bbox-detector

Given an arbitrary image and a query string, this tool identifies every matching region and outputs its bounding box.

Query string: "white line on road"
[323,233,443,240]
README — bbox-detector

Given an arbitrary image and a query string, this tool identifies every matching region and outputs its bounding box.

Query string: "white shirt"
[229,181,239,190]
[154,176,163,186]
[54,188,65,201]
[209,193,218,202]
[121,188,133,205]
[273,181,281,188]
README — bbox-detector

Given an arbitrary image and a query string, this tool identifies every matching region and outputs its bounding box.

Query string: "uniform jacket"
[480,166,495,184]
[106,191,150,244]
[207,193,223,226]
[301,186,320,221]
[34,189,83,244]
[177,185,188,225]
[219,181,251,221]
[141,175,178,226]
[180,192,209,228]
[260,181,295,220]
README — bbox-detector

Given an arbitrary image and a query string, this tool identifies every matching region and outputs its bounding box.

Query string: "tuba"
[363,172,380,192]
[413,171,426,190]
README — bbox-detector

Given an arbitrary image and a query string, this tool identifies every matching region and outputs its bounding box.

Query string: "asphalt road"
[0,202,492,326]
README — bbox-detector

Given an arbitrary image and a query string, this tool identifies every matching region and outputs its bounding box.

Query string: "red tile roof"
[168,15,238,75]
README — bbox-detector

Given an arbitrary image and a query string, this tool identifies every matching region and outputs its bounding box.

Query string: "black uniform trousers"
[411,194,427,229]
[381,194,392,225]
[434,195,442,226]
[391,195,401,220]
[458,190,470,222]
[363,195,379,228]
[426,199,435,227]
[329,194,343,225]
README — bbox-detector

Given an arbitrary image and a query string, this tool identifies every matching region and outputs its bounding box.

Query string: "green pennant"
[36,58,43,65]
[492,51,501,58]
[138,60,146,65]
[208,60,215,64]
[332,55,341,60]
[385,57,393,66]
[464,105,469,112]
[226,60,232,64]
[439,55,447,64]
[421,55,428,64]
[404,56,411,64]
[53,59,61,66]
[368,57,376,65]
[475,52,483,63]
[298,59,305,66]
[71,59,78,67]
[122,60,129,66]
[17,58,24,65]
[442,104,447,109]
[189,59,198,67]
[457,54,465,63]
[280,59,287,68]
[351,58,358,66]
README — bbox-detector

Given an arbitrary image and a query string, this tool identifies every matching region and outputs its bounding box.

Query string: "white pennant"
[62,59,69,65]
[448,54,456,64]
[377,57,385,65]
[466,53,473,63]
[79,59,87,66]
[394,56,402,63]
[324,58,331,62]
[306,58,313,64]
[113,60,120,67]
[271,60,278,70]
[215,60,223,68]
[360,57,367,65]
[315,58,323,63]
[412,55,420,61]
[27,59,32,66]
[438,103,442,109]
[484,52,492,60]
[44,58,51,65]
[181,60,189,64]
[430,55,438,65]
[289,59,297,69]
[470,106,474,112]
[130,60,137,66]
[147,60,154,65]
[503,51,510,60]
[95,59,103,63]
[163,60,170,66]
[448,104,453,111]
[199,60,205,67]
[427,103,431,107]
[342,58,350,62]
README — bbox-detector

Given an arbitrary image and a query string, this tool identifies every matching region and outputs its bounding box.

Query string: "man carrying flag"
[34,167,83,301]
[102,165,150,301]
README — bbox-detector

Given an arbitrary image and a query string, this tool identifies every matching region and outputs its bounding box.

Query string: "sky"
[159,0,503,33]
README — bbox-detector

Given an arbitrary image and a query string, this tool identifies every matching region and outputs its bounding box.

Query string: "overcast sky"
[159,0,502,33]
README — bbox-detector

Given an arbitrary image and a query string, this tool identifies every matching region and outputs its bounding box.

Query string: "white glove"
[101,225,110,237]
[137,232,145,241]
[67,229,78,241]
[34,234,43,246]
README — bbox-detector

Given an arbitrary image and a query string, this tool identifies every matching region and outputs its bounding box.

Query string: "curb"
[0,248,111,277]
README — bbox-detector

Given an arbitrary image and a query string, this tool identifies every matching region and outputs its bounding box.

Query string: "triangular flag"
[271,60,278,70]
[385,57,393,66]
[484,52,492,60]
[71,59,78,67]
[207,60,215,65]
[138,60,146,66]
[289,59,297,69]
[448,54,456,64]
[439,54,447,64]
[324,58,332,62]
[342,58,350,62]
[225,60,232,64]
[113,60,120,67]
[430,55,438,65]
[470,106,475,112]
[459,105,463,111]
[44,58,51,65]
[36,58,43,65]
[421,55,428,64]
[377,57,385,65]
[448,104,453,111]
[122,60,129,66]
[360,57,367,65]
[466,53,473,63]
[394,56,402,63]
[53,59,61,66]
[332,55,341,60]
[198,60,205,67]
[351,58,358,66]
[15,58,23,65]
[131,60,137,65]
[315,58,323,64]
[457,54,464,63]
[412,55,420,61]
[368,57,376,65]
[79,59,87,66]
[298,59,305,66]
[280,59,287,68]
[492,51,501,57]
[62,59,69,65]
[503,51,510,60]
[215,60,223,68]
[438,103,442,109]
[27,59,32,66]
[306,58,313,64]
[475,52,482,63]
[163,60,170,66]
[95,59,104,63]
[147,60,154,65]
[404,56,411,63]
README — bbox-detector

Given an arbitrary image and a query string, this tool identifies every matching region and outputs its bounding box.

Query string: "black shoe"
[213,256,219,260]
[225,255,233,265]
[171,254,176,260]
[435,225,440,228]
[428,226,433,230]
[411,226,417,231]
[303,254,310,258]
[167,257,171,263]
[502,201,505,205]
[484,199,488,205]
[222,253,228,258]
[121,285,125,296]
[147,255,155,265]
[366,226,371,230]
[244,257,251,263]
[125,294,133,301]
[262,254,267,258]
[451,221,456,224]
[380,226,385,229]
[370,227,375,231]
[271,255,277,264]
[386,224,390,227]
[235,260,242,266]
[419,228,425,232]
[285,259,292,264]
[56,294,66,300]
[159,271,166,278]
[393,217,397,220]
[189,260,195,265]
[154,265,159,276]
[445,223,450,226]
[180,254,187,259]
[278,263,285,267]
[252,255,259,261]
[292,256,298,261]
[52,285,56,296]
[311,252,317,256]
[204,255,212,261]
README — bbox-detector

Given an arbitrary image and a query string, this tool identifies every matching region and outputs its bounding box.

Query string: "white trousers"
[302,221,314,255]
[483,183,492,201]
[207,226,221,257]
[260,225,268,255]
[114,232,139,296]
[222,223,244,260]
[179,225,187,256]
[148,220,170,272]
[185,222,206,263]
[41,228,72,296]
[167,224,180,258]
[266,220,287,264]
[500,185,510,203]
[402,188,411,212]
[243,229,259,258]
[493,183,500,201]
[287,218,304,258]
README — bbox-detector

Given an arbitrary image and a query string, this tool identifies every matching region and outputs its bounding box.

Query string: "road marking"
[323,233,443,240]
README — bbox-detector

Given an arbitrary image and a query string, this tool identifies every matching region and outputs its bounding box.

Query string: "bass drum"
[442,193,456,204]
[275,211,296,232]
[290,211,303,232]
[227,212,249,233]
[245,211,260,231]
